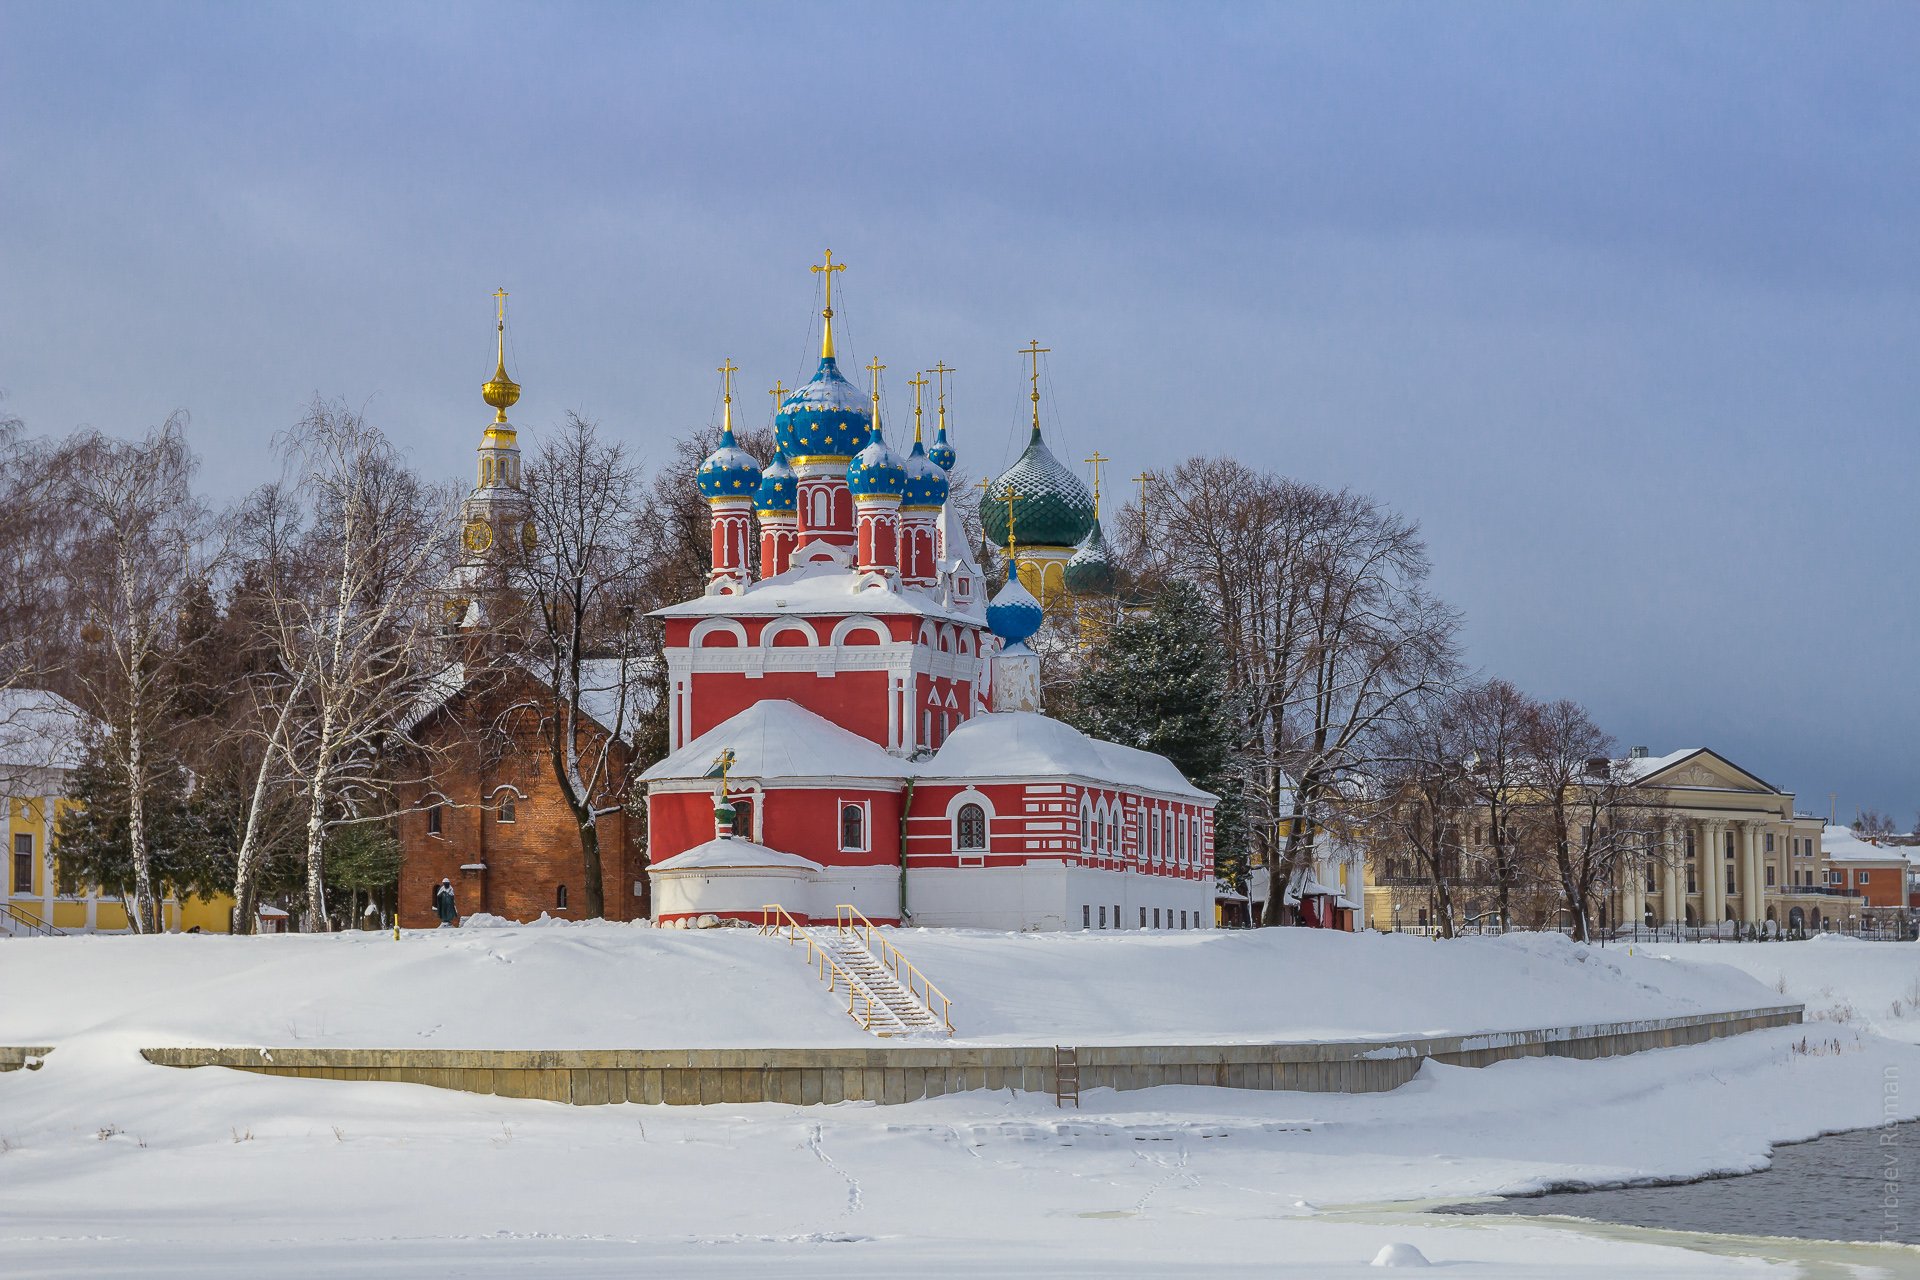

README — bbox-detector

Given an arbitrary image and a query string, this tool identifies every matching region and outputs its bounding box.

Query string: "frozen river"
[1446,1119,1917,1245]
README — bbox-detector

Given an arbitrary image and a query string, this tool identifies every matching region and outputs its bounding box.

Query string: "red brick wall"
[398,669,646,928]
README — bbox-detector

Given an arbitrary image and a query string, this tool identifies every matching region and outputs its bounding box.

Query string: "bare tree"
[508,414,652,919]
[1370,693,1473,937]
[1454,677,1541,929]
[257,401,451,931]
[62,418,215,931]
[1524,699,1657,941]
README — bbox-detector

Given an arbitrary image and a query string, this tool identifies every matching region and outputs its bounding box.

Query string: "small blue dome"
[847,427,907,498]
[755,449,797,514]
[901,438,949,509]
[696,426,762,500]
[986,566,1043,645]
[775,356,872,463]
[928,422,956,473]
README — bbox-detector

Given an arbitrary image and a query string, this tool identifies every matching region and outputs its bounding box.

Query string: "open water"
[1445,1120,1917,1245]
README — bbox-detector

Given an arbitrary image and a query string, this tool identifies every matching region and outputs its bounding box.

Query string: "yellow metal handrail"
[760,904,883,1032]
[834,904,955,1034]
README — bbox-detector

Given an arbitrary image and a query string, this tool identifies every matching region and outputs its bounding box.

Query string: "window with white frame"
[839,801,867,852]
[955,802,986,851]
[1080,803,1091,852]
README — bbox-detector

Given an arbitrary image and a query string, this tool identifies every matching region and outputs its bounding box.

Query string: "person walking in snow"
[433,878,458,928]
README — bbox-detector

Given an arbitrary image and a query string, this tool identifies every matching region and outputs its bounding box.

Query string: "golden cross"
[1019,340,1049,429]
[977,478,1018,562]
[908,372,929,442]
[710,748,736,794]
[716,359,738,433]
[492,287,510,370]
[768,379,787,414]
[931,360,955,435]
[1084,450,1109,516]
[1133,471,1151,542]
[811,249,847,358]
[493,287,508,325]
[866,357,885,423]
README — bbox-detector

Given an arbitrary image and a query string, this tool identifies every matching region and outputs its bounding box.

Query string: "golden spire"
[977,477,1018,564]
[866,356,885,430]
[1019,339,1049,434]
[482,287,521,425]
[811,249,847,360]
[931,360,955,436]
[1084,450,1109,516]
[908,372,929,443]
[717,359,738,436]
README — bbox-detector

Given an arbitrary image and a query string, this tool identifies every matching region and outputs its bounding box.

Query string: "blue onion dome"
[985,565,1044,645]
[775,356,872,464]
[928,421,956,473]
[900,438,949,509]
[979,425,1096,550]
[1064,515,1117,597]
[696,425,762,500]
[847,425,907,498]
[754,449,797,515]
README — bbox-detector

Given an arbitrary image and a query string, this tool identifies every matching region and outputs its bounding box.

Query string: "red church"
[642,267,1218,932]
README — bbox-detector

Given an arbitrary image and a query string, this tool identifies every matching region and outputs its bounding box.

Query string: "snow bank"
[1641,936,1920,1044]
[0,925,1784,1053]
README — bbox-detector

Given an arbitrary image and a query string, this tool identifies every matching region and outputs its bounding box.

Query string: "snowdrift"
[0,923,1788,1052]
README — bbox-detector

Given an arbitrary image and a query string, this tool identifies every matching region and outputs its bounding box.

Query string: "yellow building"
[1,688,232,935]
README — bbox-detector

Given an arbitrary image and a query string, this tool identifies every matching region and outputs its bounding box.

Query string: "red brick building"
[396,659,649,928]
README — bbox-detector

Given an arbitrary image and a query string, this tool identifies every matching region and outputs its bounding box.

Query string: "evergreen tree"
[1062,580,1246,885]
[54,730,229,906]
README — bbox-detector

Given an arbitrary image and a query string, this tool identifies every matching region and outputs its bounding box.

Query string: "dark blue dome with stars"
[901,438,949,509]
[695,426,763,501]
[775,356,872,464]
[928,421,957,473]
[847,426,907,498]
[754,449,797,514]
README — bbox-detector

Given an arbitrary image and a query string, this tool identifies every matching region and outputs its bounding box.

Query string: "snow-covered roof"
[648,836,824,873]
[403,656,656,744]
[0,687,94,773]
[1821,824,1917,864]
[652,561,979,625]
[1619,747,1779,794]
[643,700,915,783]
[923,711,1214,800]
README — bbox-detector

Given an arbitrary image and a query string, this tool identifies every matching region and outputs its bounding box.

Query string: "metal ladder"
[1054,1046,1080,1108]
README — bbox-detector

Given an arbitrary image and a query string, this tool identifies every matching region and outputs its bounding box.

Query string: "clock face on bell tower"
[463,519,493,554]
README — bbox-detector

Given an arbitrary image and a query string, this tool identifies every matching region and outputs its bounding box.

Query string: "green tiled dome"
[1065,516,1117,597]
[979,427,1095,550]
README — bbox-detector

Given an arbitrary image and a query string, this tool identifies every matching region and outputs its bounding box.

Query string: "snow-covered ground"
[1640,935,1920,1044]
[0,924,1791,1050]
[3,927,1916,1276]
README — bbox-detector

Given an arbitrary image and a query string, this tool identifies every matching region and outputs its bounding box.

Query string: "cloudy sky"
[3,1,1914,819]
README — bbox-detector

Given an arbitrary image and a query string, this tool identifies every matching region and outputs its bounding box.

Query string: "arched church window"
[1080,804,1090,851]
[840,802,866,852]
[498,793,516,823]
[956,803,986,851]
[556,884,569,910]
[1106,812,1118,853]
[730,797,754,839]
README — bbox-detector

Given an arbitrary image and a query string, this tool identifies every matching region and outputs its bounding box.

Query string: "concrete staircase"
[760,904,955,1039]
[812,929,948,1036]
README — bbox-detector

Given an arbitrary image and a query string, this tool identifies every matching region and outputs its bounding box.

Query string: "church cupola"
[697,360,762,594]
[849,359,906,579]
[927,360,958,473]
[979,341,1096,603]
[754,422,799,580]
[460,288,533,568]
[985,564,1045,713]
[898,371,948,590]
[1064,451,1117,598]
[782,251,868,563]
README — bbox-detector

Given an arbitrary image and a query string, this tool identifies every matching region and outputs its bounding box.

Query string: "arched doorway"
[1788,906,1805,932]
[1643,902,1655,927]
[1685,904,1698,926]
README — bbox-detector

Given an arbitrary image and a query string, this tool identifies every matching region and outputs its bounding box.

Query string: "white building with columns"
[1613,747,1830,932]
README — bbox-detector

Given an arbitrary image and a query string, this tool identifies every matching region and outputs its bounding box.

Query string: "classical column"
[1743,823,1764,924]
[1696,819,1717,927]
[1663,826,1685,926]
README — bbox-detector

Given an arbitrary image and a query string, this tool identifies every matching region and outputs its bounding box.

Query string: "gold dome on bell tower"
[482,286,521,424]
